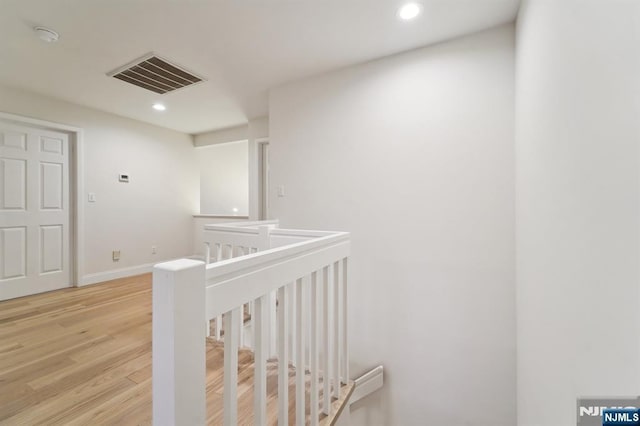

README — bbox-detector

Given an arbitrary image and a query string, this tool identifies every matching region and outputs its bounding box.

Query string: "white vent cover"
[107,53,204,94]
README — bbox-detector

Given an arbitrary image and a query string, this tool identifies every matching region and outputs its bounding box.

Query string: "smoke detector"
[34,27,59,43]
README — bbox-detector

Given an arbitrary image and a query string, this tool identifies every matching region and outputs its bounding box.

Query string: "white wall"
[269,24,515,426]
[196,141,249,216]
[516,1,640,425]
[0,84,198,283]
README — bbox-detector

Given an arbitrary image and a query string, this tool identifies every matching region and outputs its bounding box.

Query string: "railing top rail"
[204,219,279,233]
[205,231,349,318]
[270,228,338,238]
[205,231,350,284]
[204,220,342,240]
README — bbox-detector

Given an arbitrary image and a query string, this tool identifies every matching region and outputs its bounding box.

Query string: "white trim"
[255,138,269,220]
[193,214,250,219]
[0,112,82,133]
[350,365,384,405]
[248,137,259,220]
[80,256,202,286]
[80,262,156,286]
[204,219,278,231]
[0,111,85,288]
[193,138,248,147]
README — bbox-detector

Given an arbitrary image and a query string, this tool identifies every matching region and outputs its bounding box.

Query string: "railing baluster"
[235,248,247,349]
[248,300,254,350]
[241,246,253,350]
[215,242,222,262]
[310,271,319,426]
[254,295,267,426]
[322,265,331,415]
[277,285,289,426]
[239,304,244,349]
[333,261,340,398]
[223,307,241,426]
[342,257,349,384]
[205,242,212,339]
[289,282,296,366]
[215,315,222,340]
[269,290,277,358]
[295,278,306,426]
[317,269,324,384]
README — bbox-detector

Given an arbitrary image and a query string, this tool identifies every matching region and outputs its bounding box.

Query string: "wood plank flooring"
[0,274,352,425]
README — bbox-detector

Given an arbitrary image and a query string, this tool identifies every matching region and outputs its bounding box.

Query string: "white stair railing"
[153,221,350,426]
[203,221,277,348]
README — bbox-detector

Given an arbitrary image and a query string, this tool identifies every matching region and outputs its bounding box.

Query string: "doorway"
[0,115,79,300]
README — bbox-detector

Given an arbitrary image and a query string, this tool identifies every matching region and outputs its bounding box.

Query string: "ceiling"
[0,0,520,135]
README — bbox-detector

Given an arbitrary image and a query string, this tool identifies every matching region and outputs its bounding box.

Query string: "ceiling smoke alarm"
[34,26,59,43]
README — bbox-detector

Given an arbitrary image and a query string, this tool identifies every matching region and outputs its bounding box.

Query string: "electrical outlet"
[151,246,157,255]
[112,250,120,261]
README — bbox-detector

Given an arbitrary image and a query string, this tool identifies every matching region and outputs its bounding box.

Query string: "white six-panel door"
[0,121,70,300]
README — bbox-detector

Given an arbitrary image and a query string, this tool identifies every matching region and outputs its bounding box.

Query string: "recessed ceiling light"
[152,103,166,111]
[34,26,59,43]
[397,3,422,21]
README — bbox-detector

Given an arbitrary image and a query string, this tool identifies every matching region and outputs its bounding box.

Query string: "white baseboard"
[78,255,200,286]
[350,365,384,405]
[79,263,155,286]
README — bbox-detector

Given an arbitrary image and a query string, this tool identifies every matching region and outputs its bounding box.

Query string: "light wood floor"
[0,274,352,425]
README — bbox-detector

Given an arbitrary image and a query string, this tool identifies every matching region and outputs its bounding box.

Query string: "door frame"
[0,111,84,287]
[256,138,270,220]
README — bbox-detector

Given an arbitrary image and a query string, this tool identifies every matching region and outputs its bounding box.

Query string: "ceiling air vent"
[107,53,204,94]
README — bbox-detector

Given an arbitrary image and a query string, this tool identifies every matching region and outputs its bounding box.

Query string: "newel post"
[152,259,206,426]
